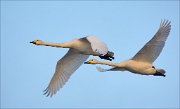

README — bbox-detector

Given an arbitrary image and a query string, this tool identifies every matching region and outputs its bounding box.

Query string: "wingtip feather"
[96,66,107,72]
[160,19,171,28]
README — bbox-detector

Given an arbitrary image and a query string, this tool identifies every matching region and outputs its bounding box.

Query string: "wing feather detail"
[44,49,89,97]
[86,36,108,55]
[132,20,171,63]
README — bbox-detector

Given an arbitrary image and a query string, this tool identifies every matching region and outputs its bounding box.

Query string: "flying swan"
[85,20,171,77]
[30,36,114,97]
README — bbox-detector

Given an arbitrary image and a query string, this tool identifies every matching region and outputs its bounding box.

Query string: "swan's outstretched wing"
[44,49,89,97]
[86,36,108,55]
[96,66,125,72]
[132,20,171,63]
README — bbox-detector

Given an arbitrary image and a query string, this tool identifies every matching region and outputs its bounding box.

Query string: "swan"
[30,36,114,97]
[85,20,171,77]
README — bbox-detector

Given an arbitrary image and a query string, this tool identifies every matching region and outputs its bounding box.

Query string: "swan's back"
[72,36,109,56]
[86,36,108,55]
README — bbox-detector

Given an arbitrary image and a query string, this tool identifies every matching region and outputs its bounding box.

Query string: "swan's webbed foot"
[99,51,115,61]
[99,55,114,61]
[152,66,166,77]
[153,72,166,77]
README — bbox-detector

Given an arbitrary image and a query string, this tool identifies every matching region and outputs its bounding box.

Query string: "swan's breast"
[125,60,152,74]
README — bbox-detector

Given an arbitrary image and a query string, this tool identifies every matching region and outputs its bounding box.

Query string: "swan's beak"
[84,60,92,64]
[30,41,36,44]
[84,60,94,64]
[84,61,90,64]
[30,41,35,44]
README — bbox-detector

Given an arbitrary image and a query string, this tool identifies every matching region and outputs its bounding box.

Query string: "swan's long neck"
[96,60,118,67]
[95,60,127,68]
[41,41,72,48]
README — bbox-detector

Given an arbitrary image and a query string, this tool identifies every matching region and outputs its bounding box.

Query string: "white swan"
[30,36,114,97]
[85,20,171,77]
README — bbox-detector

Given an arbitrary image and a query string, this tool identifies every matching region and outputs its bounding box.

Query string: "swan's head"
[84,59,99,64]
[30,40,44,45]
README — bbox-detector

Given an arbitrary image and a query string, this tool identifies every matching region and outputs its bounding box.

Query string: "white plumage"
[85,20,171,77]
[132,20,171,63]
[30,36,114,97]
[43,49,89,97]
[86,36,108,55]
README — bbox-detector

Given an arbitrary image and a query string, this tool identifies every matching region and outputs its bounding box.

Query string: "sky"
[1,1,179,108]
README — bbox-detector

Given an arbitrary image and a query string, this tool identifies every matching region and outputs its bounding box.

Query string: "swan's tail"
[99,51,114,61]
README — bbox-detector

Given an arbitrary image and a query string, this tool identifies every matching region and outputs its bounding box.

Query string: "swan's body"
[85,20,171,77]
[30,36,114,97]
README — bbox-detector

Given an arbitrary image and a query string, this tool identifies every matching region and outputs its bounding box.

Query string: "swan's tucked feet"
[30,40,43,45]
[153,72,166,77]
[99,51,114,61]
[152,66,166,77]
[99,55,114,61]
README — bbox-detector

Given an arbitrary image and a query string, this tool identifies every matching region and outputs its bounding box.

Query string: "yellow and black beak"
[84,61,90,64]
[84,60,92,64]
[30,41,35,44]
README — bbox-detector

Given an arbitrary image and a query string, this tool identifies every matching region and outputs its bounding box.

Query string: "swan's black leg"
[99,55,114,61]
[153,72,166,77]
[99,51,115,61]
